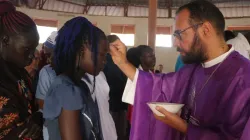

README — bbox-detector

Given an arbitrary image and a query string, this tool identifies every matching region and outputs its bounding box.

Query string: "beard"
[178,32,208,64]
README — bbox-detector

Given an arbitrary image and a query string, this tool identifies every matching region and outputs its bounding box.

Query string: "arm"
[36,66,54,110]
[110,39,195,105]
[156,79,250,140]
[110,39,136,81]
[59,109,82,140]
[43,82,84,140]
[36,99,44,110]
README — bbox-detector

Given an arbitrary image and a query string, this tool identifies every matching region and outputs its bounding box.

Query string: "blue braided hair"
[54,16,99,83]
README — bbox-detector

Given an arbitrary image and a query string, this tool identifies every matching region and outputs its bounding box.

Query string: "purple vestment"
[130,51,250,140]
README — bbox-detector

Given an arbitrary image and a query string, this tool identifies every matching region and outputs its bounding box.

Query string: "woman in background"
[0,0,42,139]
[36,31,57,140]
[43,17,108,140]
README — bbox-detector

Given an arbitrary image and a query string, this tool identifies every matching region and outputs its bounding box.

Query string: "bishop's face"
[173,9,208,64]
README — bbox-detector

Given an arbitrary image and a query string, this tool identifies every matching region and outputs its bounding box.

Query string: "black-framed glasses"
[173,22,203,41]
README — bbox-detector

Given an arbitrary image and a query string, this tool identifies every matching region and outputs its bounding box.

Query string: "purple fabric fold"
[130,51,250,140]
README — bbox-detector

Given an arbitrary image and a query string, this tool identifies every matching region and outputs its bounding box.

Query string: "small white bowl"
[147,102,184,117]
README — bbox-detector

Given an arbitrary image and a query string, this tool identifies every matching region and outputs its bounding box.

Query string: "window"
[155,26,172,48]
[36,26,58,43]
[111,33,135,46]
[156,34,172,47]
[111,25,135,46]
[33,18,58,43]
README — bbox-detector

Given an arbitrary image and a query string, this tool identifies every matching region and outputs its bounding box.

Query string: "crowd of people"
[0,0,250,140]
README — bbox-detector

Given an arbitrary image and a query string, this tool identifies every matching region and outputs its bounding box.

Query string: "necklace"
[189,51,232,118]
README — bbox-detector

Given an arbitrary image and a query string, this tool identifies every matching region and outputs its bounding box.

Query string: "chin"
[94,71,101,76]
[87,70,100,76]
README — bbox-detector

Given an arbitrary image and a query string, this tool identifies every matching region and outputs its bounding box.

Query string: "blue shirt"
[43,75,103,140]
[175,55,185,72]
[36,65,56,100]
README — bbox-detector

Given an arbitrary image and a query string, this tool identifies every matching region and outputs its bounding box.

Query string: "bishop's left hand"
[154,106,188,134]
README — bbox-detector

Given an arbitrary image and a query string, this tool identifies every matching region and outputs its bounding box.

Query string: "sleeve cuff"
[122,69,139,105]
[35,92,45,100]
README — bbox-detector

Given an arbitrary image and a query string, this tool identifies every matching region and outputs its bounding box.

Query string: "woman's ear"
[1,35,9,47]
[0,35,9,54]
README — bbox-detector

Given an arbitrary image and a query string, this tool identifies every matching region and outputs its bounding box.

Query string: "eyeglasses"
[173,22,203,41]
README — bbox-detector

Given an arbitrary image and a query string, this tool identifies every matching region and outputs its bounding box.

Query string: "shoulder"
[44,75,84,118]
[231,52,250,74]
[50,75,77,92]
[37,65,56,87]
[40,65,56,76]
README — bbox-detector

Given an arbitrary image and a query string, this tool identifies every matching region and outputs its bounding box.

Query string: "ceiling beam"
[38,0,47,9]
[167,0,172,18]
[58,0,85,6]
[83,0,90,14]
[124,4,128,17]
[124,0,129,17]
[105,5,107,16]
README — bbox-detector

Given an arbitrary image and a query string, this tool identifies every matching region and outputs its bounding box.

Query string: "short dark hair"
[107,35,120,43]
[137,45,153,58]
[127,47,140,68]
[224,30,236,41]
[176,0,225,36]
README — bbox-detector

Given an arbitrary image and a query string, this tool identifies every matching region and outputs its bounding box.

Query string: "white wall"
[17,7,250,72]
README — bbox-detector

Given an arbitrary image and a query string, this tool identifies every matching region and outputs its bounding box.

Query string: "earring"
[3,36,9,46]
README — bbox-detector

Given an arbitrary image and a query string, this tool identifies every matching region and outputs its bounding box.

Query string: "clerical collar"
[139,65,153,73]
[202,46,234,68]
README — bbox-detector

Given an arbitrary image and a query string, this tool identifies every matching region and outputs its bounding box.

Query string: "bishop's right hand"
[110,39,136,81]
[109,39,128,66]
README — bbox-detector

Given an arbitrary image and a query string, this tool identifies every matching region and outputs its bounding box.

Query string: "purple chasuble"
[130,51,250,140]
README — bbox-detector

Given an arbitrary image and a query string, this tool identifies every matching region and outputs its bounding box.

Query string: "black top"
[103,54,128,112]
[0,58,42,139]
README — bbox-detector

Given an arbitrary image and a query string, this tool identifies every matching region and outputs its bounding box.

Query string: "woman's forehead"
[143,50,154,56]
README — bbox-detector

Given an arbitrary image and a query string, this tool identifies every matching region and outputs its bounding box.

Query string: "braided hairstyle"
[0,0,36,36]
[0,0,39,68]
[54,16,105,86]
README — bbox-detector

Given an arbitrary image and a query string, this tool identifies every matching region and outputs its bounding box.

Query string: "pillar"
[148,0,157,49]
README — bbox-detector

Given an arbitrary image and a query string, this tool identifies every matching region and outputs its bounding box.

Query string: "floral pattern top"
[0,58,40,140]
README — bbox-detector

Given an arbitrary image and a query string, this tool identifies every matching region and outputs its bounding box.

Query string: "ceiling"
[50,0,250,8]
[9,0,250,18]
